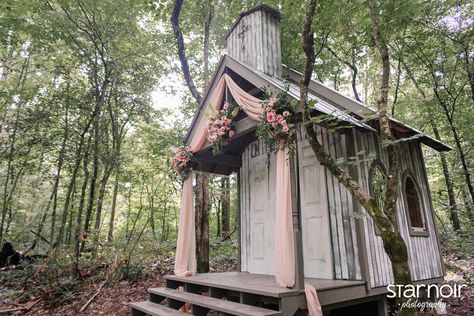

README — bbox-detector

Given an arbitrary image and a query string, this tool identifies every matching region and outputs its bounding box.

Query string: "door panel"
[246,153,276,275]
[298,141,333,279]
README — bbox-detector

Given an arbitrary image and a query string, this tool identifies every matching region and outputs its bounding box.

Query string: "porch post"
[237,171,241,272]
[290,139,305,291]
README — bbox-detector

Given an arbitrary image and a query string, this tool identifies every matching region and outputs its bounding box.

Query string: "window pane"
[405,177,424,229]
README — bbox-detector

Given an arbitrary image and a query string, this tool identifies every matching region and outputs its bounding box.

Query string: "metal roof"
[185,54,451,152]
[256,69,375,131]
[285,67,452,152]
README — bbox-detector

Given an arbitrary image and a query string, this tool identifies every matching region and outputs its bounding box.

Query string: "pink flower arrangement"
[260,96,293,136]
[207,102,240,155]
[256,92,296,158]
[171,146,193,179]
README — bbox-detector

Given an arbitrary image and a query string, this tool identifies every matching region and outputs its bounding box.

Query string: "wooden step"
[149,287,282,316]
[130,301,188,316]
[165,272,298,298]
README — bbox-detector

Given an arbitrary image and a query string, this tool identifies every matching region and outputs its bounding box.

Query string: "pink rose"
[223,102,230,110]
[282,126,290,133]
[267,111,277,122]
[272,122,278,128]
[277,114,284,122]
[228,130,235,138]
[283,111,290,117]
[268,97,277,106]
[226,118,232,124]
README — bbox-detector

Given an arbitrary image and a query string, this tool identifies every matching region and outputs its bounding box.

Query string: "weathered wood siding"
[297,125,362,280]
[227,10,282,78]
[352,129,444,288]
[240,125,362,280]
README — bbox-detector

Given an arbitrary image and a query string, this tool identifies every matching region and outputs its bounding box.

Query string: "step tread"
[130,301,188,316]
[165,272,298,298]
[149,287,282,316]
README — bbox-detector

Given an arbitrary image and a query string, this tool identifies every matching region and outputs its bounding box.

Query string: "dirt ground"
[23,277,473,315]
[24,276,164,316]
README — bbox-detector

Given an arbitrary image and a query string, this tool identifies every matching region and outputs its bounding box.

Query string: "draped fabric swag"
[174,74,322,315]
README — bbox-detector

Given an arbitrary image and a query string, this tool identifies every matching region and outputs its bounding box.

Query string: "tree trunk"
[0,59,28,242]
[74,139,91,275]
[93,167,113,247]
[66,186,75,246]
[195,174,210,273]
[221,177,230,239]
[1,139,17,241]
[107,175,119,243]
[203,0,211,88]
[435,96,474,208]
[171,0,203,104]
[326,45,361,102]
[171,0,211,273]
[431,121,461,230]
[300,1,414,314]
[216,197,221,238]
[401,58,461,230]
[369,2,413,313]
[125,187,132,239]
[161,199,169,242]
[462,44,474,104]
[82,117,100,249]
[55,144,84,247]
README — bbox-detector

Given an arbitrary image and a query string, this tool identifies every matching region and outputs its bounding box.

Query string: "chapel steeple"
[224,5,282,78]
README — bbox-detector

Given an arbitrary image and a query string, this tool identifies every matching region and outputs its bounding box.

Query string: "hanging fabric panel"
[173,73,322,316]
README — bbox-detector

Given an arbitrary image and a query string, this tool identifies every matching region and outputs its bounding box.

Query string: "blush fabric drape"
[275,147,295,288]
[305,282,323,316]
[173,177,196,276]
[173,74,321,316]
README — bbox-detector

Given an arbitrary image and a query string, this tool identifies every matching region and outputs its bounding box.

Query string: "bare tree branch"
[171,0,202,104]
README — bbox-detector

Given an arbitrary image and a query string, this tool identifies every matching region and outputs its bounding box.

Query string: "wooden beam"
[291,139,305,291]
[194,152,242,168]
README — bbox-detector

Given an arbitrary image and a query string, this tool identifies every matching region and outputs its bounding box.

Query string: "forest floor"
[0,245,472,315]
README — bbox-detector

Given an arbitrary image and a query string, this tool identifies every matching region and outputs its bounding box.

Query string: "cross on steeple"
[237,21,251,53]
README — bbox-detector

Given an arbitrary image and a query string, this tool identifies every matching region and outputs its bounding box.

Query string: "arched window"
[404,173,427,235]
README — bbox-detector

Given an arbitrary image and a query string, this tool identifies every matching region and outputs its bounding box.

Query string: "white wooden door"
[247,151,276,275]
[298,141,333,279]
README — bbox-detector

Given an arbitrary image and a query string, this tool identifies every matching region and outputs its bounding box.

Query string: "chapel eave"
[184,54,451,170]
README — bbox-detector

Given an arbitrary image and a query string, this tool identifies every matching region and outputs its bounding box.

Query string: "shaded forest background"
[0,0,472,314]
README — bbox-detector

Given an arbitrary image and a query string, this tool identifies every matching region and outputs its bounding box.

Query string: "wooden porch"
[130,272,374,316]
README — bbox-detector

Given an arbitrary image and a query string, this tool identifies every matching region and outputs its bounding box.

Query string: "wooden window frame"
[403,170,429,237]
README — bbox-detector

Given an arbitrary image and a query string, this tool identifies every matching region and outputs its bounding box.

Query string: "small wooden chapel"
[131,5,450,316]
